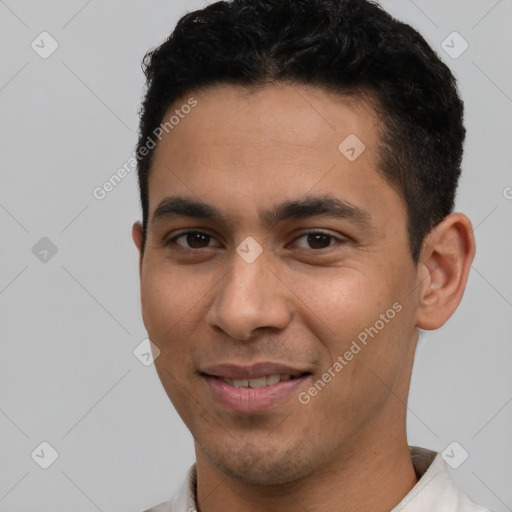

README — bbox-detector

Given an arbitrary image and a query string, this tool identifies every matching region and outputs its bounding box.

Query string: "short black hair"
[136,0,465,262]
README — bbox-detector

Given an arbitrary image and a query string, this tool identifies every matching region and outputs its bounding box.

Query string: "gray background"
[0,0,511,511]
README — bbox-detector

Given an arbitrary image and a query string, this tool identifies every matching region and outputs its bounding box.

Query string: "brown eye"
[168,231,217,249]
[306,233,333,249]
[293,231,343,250]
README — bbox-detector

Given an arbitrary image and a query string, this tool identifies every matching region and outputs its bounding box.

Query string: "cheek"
[291,268,409,392]
[140,262,202,342]
[287,268,395,346]
[142,265,205,416]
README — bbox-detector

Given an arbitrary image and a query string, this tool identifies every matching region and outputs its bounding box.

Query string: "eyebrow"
[151,195,374,230]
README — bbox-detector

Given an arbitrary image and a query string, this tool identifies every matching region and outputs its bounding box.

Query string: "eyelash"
[165,229,346,252]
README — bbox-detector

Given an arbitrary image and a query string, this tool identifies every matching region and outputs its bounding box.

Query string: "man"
[131,0,491,511]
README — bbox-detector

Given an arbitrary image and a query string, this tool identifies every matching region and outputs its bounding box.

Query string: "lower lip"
[203,375,310,413]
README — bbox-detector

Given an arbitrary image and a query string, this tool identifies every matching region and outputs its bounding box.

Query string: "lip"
[201,362,308,380]
[203,375,310,413]
[201,362,311,413]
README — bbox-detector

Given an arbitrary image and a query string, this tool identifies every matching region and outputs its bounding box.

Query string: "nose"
[205,246,293,341]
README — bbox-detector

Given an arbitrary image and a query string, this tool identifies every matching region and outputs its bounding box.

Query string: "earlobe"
[132,221,144,251]
[415,213,476,330]
[132,221,144,276]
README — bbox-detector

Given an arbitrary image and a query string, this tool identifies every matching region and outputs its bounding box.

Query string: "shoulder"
[141,502,172,512]
[395,447,494,512]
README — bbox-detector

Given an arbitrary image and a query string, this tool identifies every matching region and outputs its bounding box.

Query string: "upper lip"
[201,362,310,380]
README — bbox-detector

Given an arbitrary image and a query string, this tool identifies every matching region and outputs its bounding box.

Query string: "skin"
[132,83,475,512]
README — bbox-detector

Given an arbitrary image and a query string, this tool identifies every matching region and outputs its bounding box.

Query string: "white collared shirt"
[142,446,492,512]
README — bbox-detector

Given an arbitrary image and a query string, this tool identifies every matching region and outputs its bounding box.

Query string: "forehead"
[147,83,404,228]
[155,83,378,157]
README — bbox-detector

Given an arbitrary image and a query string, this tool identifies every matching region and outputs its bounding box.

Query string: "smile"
[218,374,298,388]
[202,369,311,412]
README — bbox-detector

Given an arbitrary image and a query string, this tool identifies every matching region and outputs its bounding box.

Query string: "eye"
[292,230,345,250]
[165,229,346,252]
[167,230,220,249]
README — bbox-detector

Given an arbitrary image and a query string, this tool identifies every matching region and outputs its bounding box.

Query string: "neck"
[194,429,418,512]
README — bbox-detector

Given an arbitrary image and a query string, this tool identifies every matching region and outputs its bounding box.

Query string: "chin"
[200,438,317,485]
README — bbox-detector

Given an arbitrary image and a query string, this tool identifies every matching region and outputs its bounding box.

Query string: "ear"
[415,213,476,330]
[132,221,144,278]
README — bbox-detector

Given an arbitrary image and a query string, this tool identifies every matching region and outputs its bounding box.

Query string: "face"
[133,83,423,484]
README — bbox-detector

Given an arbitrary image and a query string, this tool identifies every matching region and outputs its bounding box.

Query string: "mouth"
[200,363,312,412]
[213,373,308,388]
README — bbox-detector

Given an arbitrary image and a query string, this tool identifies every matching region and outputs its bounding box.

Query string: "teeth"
[248,377,267,388]
[220,374,296,388]
[266,374,280,385]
